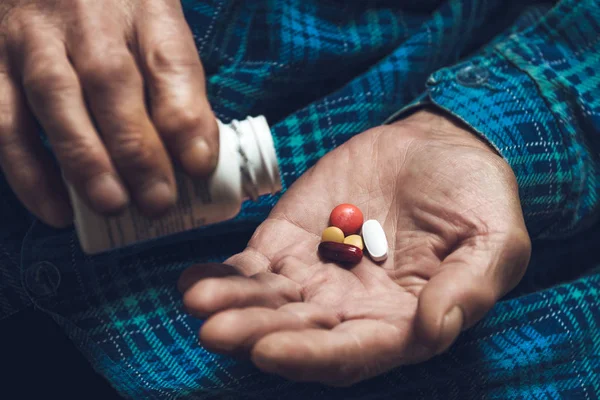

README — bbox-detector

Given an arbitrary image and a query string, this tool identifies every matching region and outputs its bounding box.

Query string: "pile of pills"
[319,203,388,265]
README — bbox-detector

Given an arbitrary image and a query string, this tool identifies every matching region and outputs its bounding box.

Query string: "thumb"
[415,233,530,355]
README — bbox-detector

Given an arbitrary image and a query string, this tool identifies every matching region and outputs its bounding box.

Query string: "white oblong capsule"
[361,219,388,262]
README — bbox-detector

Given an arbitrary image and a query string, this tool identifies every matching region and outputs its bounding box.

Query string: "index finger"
[136,0,219,178]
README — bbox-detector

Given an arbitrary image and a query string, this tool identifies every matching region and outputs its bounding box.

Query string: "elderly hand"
[179,109,531,386]
[0,0,218,226]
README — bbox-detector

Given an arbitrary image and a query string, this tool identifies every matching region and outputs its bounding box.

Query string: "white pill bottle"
[68,116,282,255]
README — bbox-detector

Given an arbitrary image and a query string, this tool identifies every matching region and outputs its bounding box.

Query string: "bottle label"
[72,167,238,254]
[69,115,278,255]
[103,170,214,248]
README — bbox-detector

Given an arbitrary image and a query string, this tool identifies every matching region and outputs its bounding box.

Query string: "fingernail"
[138,179,176,216]
[86,173,129,213]
[180,138,217,177]
[437,306,464,355]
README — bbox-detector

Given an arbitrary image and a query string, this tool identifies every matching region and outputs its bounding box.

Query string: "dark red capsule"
[318,241,363,264]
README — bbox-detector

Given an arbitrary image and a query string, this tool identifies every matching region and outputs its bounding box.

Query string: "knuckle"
[52,138,107,179]
[23,59,75,97]
[145,38,197,74]
[110,133,156,168]
[155,107,204,139]
[78,51,137,89]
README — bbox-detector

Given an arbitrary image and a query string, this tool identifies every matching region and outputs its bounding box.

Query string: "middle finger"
[68,25,176,216]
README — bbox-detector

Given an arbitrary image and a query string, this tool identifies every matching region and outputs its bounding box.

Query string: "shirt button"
[25,261,61,297]
[456,65,489,87]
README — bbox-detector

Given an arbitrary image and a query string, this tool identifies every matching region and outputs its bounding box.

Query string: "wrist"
[392,106,502,157]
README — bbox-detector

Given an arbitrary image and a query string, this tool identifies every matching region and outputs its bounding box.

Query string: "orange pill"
[343,234,363,250]
[321,226,345,243]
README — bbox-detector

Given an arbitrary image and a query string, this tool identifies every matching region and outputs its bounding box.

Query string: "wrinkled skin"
[180,109,532,386]
[0,0,218,226]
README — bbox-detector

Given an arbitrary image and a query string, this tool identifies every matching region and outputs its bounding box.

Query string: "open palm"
[179,110,531,386]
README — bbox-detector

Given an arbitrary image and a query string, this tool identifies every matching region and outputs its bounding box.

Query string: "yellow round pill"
[321,226,345,243]
[343,234,364,250]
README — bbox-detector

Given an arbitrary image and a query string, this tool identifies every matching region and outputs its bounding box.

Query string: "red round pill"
[329,203,363,235]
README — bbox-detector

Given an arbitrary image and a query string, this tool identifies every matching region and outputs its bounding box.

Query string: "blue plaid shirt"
[2,0,600,398]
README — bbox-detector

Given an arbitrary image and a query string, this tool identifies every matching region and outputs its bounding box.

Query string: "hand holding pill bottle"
[67,116,282,254]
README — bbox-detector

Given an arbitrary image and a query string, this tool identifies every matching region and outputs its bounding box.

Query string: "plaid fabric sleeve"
[418,0,600,239]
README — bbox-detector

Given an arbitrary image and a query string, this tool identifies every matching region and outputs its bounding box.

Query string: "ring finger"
[15,28,127,215]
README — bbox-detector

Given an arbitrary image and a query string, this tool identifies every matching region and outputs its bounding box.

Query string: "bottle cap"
[231,116,282,200]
